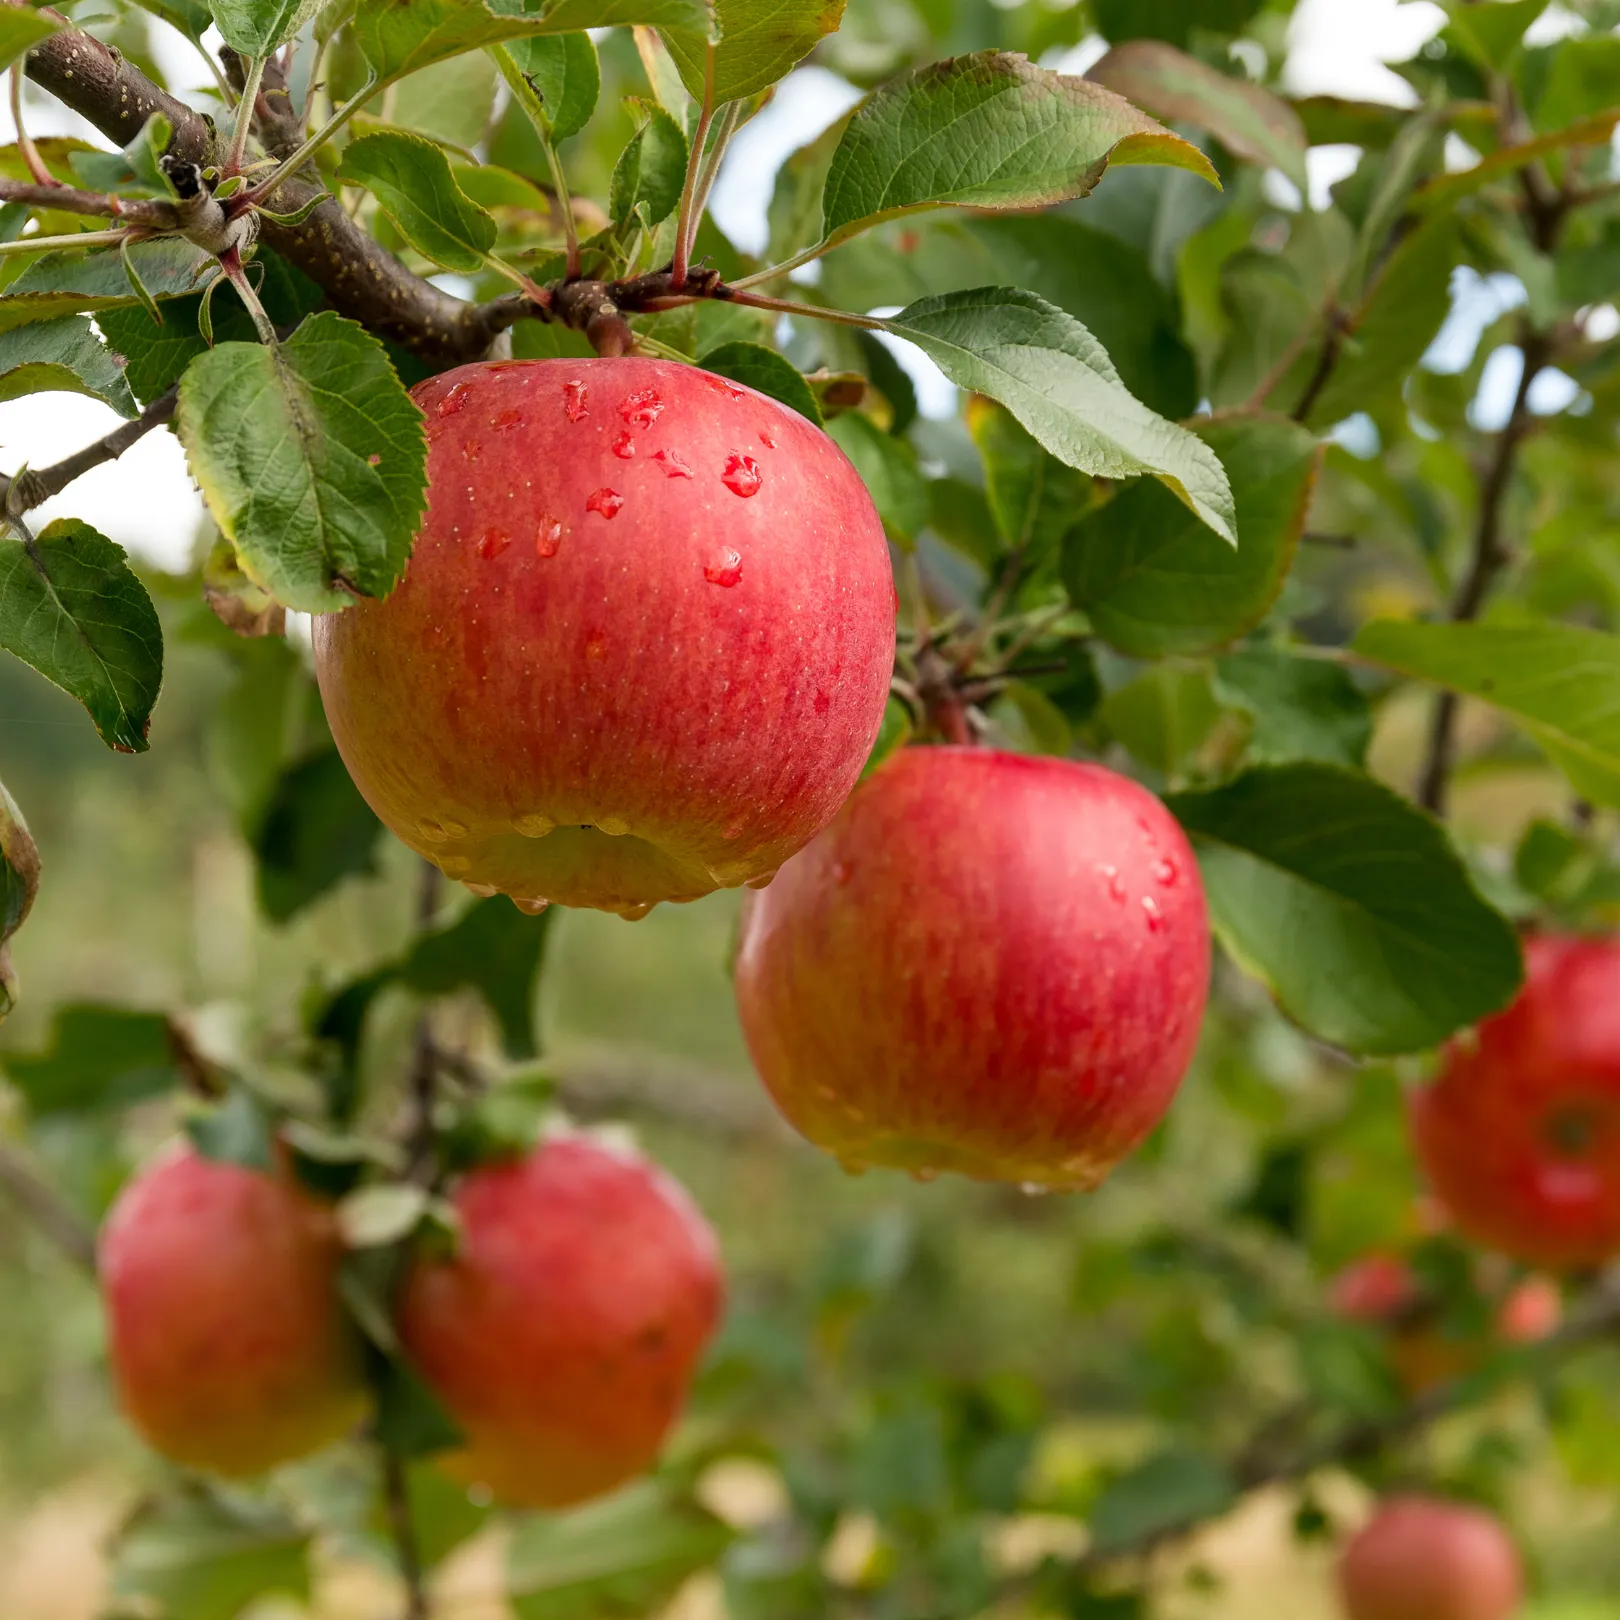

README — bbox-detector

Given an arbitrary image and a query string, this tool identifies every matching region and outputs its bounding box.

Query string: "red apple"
[1338,1497,1522,1620]
[395,1134,722,1508]
[1412,933,1620,1269]
[1329,1251,1560,1394]
[312,358,895,918]
[732,745,1210,1189]
[99,1144,367,1476]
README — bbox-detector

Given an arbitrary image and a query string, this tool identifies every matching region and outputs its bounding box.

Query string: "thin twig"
[381,1443,429,1620]
[0,1138,98,1273]
[10,65,55,187]
[1417,327,1553,814]
[724,288,885,330]
[1,387,177,517]
[226,53,266,174]
[0,226,134,257]
[669,50,716,291]
[404,860,443,1182]
[0,177,177,224]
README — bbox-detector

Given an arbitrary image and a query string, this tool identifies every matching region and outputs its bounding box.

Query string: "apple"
[99,1144,368,1476]
[312,358,895,919]
[1411,933,1620,1269]
[395,1134,722,1508]
[731,745,1209,1189]
[1329,1251,1560,1394]
[1338,1496,1522,1620]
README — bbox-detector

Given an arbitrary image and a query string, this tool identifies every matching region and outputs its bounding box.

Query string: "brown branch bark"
[8,4,522,364]
[2,387,178,516]
[1417,327,1553,814]
[0,178,178,226]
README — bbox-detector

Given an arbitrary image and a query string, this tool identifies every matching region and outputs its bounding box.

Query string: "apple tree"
[2,0,1620,1615]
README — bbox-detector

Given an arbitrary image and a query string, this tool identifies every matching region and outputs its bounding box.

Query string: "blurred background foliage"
[7,0,1620,1616]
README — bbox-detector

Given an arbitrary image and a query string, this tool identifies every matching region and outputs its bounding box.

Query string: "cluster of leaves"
[4,0,1620,1615]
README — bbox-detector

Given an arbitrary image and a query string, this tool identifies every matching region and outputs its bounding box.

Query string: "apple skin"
[1338,1497,1522,1620]
[99,1145,368,1476]
[311,357,895,918]
[1412,933,1620,1270]
[1329,1252,1560,1395]
[732,746,1210,1189]
[395,1135,723,1509]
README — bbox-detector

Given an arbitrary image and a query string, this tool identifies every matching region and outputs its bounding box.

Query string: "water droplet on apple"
[464,881,498,898]
[610,430,636,459]
[721,453,762,498]
[437,381,472,418]
[1154,858,1178,886]
[621,902,653,922]
[1020,1181,1050,1198]
[586,630,607,659]
[815,1084,838,1103]
[597,815,630,837]
[477,526,510,559]
[513,813,555,838]
[461,439,480,462]
[745,869,777,889]
[493,406,525,430]
[1099,864,1126,902]
[1142,895,1165,932]
[562,379,588,421]
[536,518,562,558]
[651,448,692,479]
[833,860,853,886]
[441,854,472,874]
[721,816,746,840]
[837,1156,870,1178]
[704,547,743,587]
[513,897,549,915]
[586,488,624,519]
[417,816,467,843]
[618,388,663,428]
[759,428,777,449]
[706,375,746,400]
[909,1167,940,1184]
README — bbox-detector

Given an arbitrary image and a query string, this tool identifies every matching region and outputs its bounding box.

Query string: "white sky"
[0,0,1489,570]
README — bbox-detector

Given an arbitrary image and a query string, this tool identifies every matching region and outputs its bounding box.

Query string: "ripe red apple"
[732,746,1209,1189]
[395,1134,722,1508]
[312,357,895,918]
[1329,1251,1560,1394]
[99,1144,368,1476]
[1411,933,1620,1269]
[1338,1497,1522,1620]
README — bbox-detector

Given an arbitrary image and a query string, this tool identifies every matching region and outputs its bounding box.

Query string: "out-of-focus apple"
[1338,1496,1522,1620]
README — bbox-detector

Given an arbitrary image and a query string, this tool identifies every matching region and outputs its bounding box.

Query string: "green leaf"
[1098,665,1219,775]
[110,1486,311,1620]
[498,31,600,142]
[186,1084,276,1172]
[2,1004,178,1115]
[337,1182,431,1247]
[1063,415,1317,656]
[337,131,497,273]
[609,99,688,228]
[820,214,1197,420]
[176,311,429,613]
[883,287,1235,544]
[0,780,39,1026]
[1303,215,1461,426]
[814,52,1216,256]
[0,7,62,75]
[373,1351,467,1457]
[1213,646,1371,768]
[1532,34,1620,133]
[1353,619,1620,807]
[1089,1452,1237,1556]
[1168,764,1524,1054]
[965,392,1090,556]
[506,1480,734,1620]
[210,0,326,55]
[1090,40,1307,190]
[68,112,177,200]
[1444,0,1548,73]
[354,0,705,89]
[1093,0,1262,46]
[660,0,848,106]
[402,896,557,1060]
[0,314,138,416]
[0,238,213,335]
[253,748,384,921]
[0,517,163,751]
[699,340,822,425]
[133,0,214,40]
[826,410,928,545]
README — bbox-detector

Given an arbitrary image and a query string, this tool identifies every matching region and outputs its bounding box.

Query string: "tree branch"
[9,4,521,364]
[2,386,178,517]
[0,1137,97,1273]
[380,1442,429,1620]
[1060,1266,1620,1584]
[1417,326,1553,814]
[0,178,178,226]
